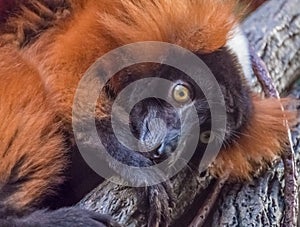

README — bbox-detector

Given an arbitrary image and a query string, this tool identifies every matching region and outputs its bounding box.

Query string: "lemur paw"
[3,207,121,227]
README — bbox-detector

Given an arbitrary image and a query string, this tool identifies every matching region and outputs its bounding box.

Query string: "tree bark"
[78,0,300,226]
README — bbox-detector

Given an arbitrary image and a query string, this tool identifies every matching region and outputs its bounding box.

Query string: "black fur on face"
[98,47,253,168]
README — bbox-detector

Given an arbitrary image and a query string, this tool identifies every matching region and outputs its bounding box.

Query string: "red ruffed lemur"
[0,0,291,226]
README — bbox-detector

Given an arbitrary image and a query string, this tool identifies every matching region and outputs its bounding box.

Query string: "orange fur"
[0,0,290,214]
[211,96,294,180]
[0,47,66,210]
[240,0,268,15]
[13,0,242,123]
[99,0,240,52]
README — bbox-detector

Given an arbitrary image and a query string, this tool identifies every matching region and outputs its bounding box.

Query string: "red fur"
[0,0,293,212]
[241,0,268,13]
[0,47,65,210]
[211,96,294,180]
[98,0,240,52]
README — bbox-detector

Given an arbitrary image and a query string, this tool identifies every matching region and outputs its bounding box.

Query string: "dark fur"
[104,48,252,166]
[0,0,290,226]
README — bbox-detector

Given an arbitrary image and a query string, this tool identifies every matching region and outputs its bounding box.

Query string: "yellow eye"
[172,84,191,103]
[200,131,215,144]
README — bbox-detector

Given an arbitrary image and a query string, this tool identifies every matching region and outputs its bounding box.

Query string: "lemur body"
[0,0,289,226]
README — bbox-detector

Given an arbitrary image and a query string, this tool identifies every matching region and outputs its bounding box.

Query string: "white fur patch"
[226,26,252,80]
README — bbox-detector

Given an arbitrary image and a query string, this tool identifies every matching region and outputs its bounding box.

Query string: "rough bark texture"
[212,1,300,226]
[78,0,300,226]
[243,0,300,94]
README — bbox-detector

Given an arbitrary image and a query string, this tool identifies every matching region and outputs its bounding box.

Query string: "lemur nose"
[153,144,164,159]
[153,143,172,159]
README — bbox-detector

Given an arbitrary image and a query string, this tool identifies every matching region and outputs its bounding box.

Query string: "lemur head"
[116,45,252,165]
[92,0,290,180]
[98,34,289,181]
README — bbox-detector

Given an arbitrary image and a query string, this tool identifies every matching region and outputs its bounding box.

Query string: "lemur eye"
[172,84,191,103]
[200,131,215,144]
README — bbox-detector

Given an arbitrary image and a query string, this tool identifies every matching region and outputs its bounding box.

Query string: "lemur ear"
[211,95,296,181]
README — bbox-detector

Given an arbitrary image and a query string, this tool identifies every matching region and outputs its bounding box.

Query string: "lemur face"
[103,46,253,169]
[94,25,288,180]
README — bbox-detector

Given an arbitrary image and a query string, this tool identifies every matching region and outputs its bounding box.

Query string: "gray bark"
[243,0,300,94]
[212,1,300,226]
[78,0,300,226]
